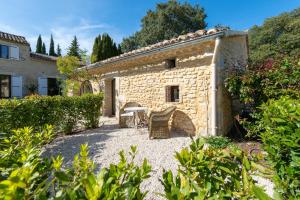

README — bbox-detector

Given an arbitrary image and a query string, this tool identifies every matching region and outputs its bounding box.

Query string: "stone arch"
[80,80,93,95]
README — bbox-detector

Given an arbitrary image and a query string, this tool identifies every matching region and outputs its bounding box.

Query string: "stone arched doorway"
[80,80,93,95]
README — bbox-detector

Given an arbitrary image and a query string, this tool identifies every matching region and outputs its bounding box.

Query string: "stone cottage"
[81,29,248,136]
[0,31,60,98]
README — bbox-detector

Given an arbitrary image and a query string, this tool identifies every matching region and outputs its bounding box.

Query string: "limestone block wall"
[114,53,214,136]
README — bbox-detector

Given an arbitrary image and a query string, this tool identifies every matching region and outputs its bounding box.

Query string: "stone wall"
[95,35,248,136]
[106,49,215,136]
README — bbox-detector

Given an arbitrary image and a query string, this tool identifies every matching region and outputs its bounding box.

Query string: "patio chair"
[148,106,176,139]
[119,102,141,128]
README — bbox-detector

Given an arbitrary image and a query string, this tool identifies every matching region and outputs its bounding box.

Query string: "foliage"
[91,33,122,63]
[0,127,151,199]
[42,42,46,54]
[0,94,103,134]
[249,8,300,65]
[57,55,91,95]
[49,34,56,56]
[160,138,271,199]
[225,60,300,107]
[56,44,62,56]
[205,136,231,149]
[67,36,81,59]
[121,0,207,52]
[35,34,43,53]
[258,97,300,199]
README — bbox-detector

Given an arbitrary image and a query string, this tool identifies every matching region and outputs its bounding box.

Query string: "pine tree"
[67,36,80,59]
[91,36,100,63]
[49,34,56,56]
[42,43,46,54]
[36,35,43,53]
[56,44,62,56]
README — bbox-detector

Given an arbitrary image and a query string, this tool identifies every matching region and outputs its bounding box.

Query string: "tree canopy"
[49,34,56,56]
[56,44,62,56]
[42,42,46,54]
[36,35,43,53]
[249,8,300,65]
[67,36,81,59]
[91,33,121,63]
[120,0,207,52]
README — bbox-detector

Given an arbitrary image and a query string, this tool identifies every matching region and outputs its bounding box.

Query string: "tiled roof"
[30,52,58,62]
[84,28,228,70]
[0,31,29,45]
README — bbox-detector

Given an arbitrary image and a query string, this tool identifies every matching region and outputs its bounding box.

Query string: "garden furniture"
[124,106,148,128]
[148,106,176,139]
[119,102,141,128]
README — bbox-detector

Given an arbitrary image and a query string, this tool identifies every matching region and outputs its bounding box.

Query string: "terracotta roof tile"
[84,28,235,69]
[0,31,29,45]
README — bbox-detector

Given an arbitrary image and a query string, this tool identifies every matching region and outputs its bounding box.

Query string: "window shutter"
[11,75,23,98]
[9,46,19,60]
[38,77,48,96]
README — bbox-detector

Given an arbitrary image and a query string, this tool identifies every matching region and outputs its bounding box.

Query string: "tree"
[49,34,56,56]
[248,8,300,65]
[56,44,62,56]
[67,36,80,59]
[121,0,207,52]
[36,35,43,53]
[91,33,121,63]
[42,43,46,54]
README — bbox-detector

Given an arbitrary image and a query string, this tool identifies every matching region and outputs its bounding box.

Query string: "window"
[9,46,19,60]
[0,45,9,59]
[166,85,180,102]
[0,75,11,98]
[165,58,176,69]
[47,78,61,96]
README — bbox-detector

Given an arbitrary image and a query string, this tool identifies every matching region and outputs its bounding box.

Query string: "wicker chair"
[119,102,141,128]
[148,106,176,139]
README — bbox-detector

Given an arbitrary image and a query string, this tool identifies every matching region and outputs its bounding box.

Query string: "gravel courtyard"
[44,117,274,199]
[44,117,191,199]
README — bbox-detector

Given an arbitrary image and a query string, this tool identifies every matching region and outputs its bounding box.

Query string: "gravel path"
[44,117,191,199]
[44,117,274,199]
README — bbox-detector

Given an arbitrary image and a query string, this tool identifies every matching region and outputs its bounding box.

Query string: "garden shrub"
[205,136,232,149]
[0,94,103,134]
[0,127,152,199]
[160,138,271,199]
[259,97,300,199]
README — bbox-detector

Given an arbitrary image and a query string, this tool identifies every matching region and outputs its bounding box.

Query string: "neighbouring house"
[0,31,61,98]
[81,29,248,136]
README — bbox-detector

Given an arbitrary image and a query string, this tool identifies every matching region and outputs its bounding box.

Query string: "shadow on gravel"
[42,123,121,168]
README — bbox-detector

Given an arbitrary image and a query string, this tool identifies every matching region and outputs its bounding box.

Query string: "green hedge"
[0,94,103,134]
[259,97,300,199]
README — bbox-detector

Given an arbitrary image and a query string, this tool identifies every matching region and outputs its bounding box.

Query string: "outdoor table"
[124,107,148,128]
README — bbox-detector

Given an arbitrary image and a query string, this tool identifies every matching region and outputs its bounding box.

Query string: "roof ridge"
[0,31,26,39]
[86,28,226,68]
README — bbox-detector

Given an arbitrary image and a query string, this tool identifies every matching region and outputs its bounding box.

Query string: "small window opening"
[166,85,180,102]
[165,58,176,69]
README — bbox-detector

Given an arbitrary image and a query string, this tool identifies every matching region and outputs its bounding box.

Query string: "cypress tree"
[42,43,46,54]
[91,33,121,63]
[36,35,43,53]
[56,44,62,56]
[67,36,80,59]
[49,34,56,56]
[91,36,100,63]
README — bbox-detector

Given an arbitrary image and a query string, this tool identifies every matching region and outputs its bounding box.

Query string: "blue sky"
[0,0,299,54]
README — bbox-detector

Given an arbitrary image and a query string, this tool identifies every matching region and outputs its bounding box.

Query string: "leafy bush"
[0,127,152,199]
[160,138,271,199]
[205,136,231,149]
[259,97,300,199]
[0,94,103,134]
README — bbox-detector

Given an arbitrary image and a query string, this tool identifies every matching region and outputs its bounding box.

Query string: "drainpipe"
[210,37,222,136]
